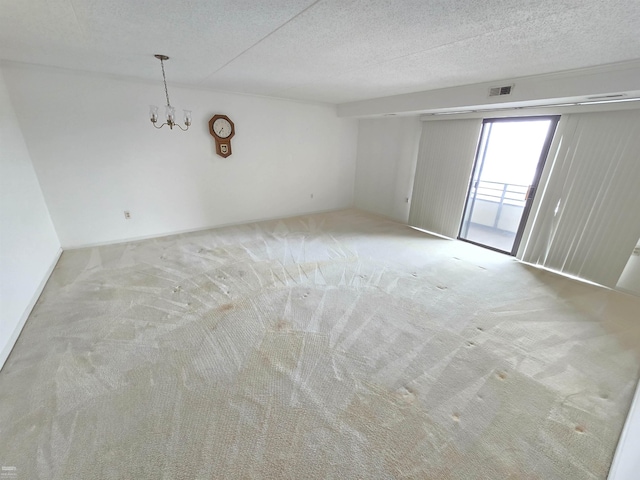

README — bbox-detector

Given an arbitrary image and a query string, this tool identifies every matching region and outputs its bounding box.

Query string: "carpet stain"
[218,302,234,312]
[274,319,291,331]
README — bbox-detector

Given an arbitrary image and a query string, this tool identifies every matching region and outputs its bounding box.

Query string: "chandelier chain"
[160,58,171,107]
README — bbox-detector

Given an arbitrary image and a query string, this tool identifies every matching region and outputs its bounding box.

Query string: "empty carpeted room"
[1,1,640,479]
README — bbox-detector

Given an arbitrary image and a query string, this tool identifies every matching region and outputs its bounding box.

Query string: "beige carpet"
[1,209,639,479]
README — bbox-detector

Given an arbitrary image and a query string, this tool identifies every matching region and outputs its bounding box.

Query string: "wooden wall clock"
[208,114,235,158]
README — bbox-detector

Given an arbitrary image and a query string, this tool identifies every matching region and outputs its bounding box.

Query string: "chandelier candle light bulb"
[149,54,190,131]
[166,105,175,123]
[149,106,159,123]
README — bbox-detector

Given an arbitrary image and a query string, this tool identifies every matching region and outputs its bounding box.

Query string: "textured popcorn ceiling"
[1,0,640,103]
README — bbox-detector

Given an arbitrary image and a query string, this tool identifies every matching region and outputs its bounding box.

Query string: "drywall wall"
[354,117,421,223]
[608,378,640,480]
[2,63,358,248]
[617,240,640,296]
[0,67,61,369]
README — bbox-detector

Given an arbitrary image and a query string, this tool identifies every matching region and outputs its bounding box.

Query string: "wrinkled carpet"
[2,209,640,479]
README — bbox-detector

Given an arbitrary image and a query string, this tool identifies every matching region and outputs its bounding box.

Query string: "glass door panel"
[459,116,559,254]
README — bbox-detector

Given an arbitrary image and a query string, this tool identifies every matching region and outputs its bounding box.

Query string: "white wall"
[354,117,421,223]
[617,240,640,296]
[0,67,61,369]
[2,63,358,248]
[608,378,640,480]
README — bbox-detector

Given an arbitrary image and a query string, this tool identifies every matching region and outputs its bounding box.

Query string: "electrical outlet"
[405,197,409,203]
[124,211,131,219]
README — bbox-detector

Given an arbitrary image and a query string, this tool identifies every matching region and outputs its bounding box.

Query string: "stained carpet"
[1,209,639,479]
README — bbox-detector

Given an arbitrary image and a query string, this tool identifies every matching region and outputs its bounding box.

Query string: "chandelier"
[149,54,191,131]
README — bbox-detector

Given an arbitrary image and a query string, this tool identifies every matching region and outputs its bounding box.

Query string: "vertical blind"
[519,109,640,287]
[409,119,482,238]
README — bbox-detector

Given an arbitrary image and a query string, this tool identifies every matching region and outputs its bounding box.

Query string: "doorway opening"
[459,116,559,255]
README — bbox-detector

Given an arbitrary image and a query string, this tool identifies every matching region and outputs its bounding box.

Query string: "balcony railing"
[466,180,529,233]
[474,180,529,206]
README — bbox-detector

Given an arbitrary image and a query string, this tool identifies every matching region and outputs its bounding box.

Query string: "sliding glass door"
[458,116,559,255]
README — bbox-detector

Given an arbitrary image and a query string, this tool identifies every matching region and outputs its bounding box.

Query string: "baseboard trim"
[0,247,63,371]
[608,377,640,479]
[63,207,348,250]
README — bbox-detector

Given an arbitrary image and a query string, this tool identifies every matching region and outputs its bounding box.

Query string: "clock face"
[213,118,232,139]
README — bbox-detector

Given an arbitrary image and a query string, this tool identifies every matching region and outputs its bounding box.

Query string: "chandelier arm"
[152,122,188,130]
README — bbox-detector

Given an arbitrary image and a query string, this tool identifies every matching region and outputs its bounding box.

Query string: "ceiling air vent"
[585,94,626,101]
[489,85,513,97]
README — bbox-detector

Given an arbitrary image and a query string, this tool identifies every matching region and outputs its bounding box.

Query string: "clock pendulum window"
[208,115,235,157]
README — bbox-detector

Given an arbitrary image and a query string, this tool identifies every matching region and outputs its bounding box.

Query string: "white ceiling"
[1,0,639,104]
